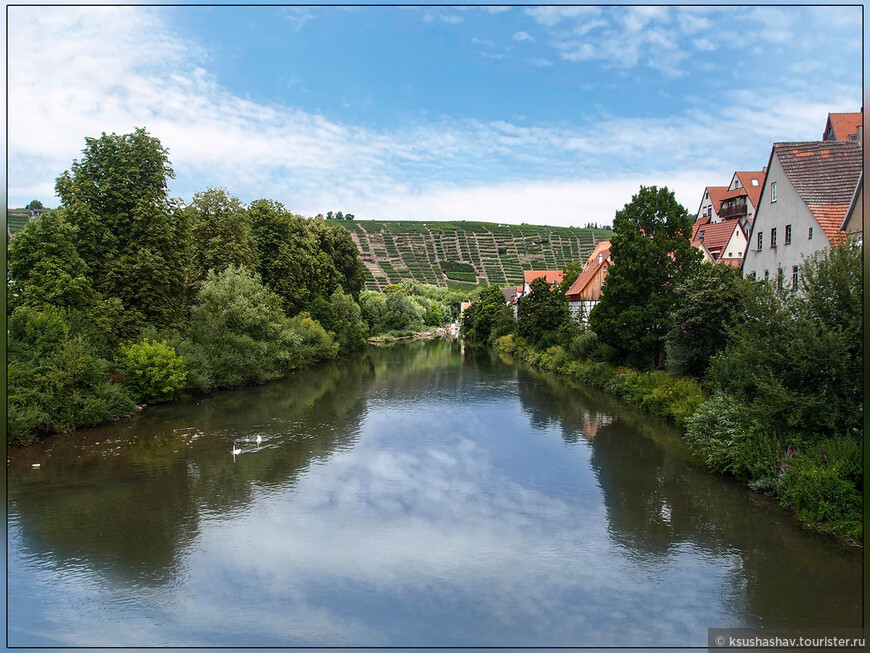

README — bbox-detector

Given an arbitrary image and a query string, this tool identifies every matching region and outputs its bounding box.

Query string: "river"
[7,340,862,646]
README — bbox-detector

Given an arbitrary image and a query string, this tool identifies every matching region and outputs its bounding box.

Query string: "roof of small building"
[502,287,519,303]
[691,219,743,257]
[734,171,765,207]
[825,112,863,141]
[523,269,564,285]
[773,141,863,244]
[699,186,729,215]
[567,241,612,300]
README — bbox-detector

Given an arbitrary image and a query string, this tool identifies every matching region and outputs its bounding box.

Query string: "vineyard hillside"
[340,220,613,290]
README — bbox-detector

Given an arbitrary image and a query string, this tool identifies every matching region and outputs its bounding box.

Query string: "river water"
[7,341,862,646]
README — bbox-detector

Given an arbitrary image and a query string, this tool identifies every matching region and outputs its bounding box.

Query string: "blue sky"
[6,4,863,226]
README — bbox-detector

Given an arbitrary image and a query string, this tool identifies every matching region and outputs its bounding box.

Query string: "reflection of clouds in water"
[182,417,741,646]
[10,398,743,646]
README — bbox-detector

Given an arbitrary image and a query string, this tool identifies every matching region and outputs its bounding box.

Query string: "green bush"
[7,306,135,444]
[117,339,187,404]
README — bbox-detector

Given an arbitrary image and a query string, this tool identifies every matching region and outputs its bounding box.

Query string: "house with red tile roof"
[823,110,863,143]
[743,140,863,290]
[691,220,748,267]
[566,241,611,321]
[521,269,563,295]
[696,170,765,234]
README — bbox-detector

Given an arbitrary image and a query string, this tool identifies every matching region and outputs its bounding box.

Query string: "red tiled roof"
[691,219,743,258]
[808,204,849,246]
[700,186,729,216]
[566,240,612,300]
[825,112,863,141]
[773,141,862,244]
[720,258,743,268]
[735,170,765,207]
[523,269,564,285]
[720,187,749,201]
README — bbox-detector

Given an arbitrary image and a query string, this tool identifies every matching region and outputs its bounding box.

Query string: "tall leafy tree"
[589,185,701,369]
[517,277,569,346]
[54,128,189,334]
[462,286,514,345]
[187,187,258,278]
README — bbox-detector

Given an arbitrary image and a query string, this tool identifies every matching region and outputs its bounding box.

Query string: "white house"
[743,141,863,290]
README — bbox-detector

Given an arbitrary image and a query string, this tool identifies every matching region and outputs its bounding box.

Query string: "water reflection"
[7,341,862,647]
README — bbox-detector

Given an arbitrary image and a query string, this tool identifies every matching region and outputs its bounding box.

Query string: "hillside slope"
[340,220,613,290]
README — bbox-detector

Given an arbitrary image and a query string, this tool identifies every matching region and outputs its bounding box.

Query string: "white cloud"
[279,6,314,31]
[512,30,534,42]
[6,5,861,228]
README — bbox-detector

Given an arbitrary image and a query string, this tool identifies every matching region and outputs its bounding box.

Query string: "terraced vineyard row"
[343,220,613,291]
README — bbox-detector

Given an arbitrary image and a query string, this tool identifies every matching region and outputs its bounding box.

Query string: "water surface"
[7,341,862,646]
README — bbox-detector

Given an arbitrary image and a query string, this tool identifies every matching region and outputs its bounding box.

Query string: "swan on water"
[231,443,242,457]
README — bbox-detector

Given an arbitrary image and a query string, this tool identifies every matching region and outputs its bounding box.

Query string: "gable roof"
[691,219,743,258]
[825,112,863,141]
[842,170,863,230]
[734,171,765,207]
[523,269,564,286]
[772,141,862,244]
[566,240,612,299]
[697,186,729,216]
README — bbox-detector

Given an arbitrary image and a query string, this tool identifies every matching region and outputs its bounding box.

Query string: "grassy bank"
[492,334,862,545]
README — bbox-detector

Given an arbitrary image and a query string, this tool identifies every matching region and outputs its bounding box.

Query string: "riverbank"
[491,334,862,547]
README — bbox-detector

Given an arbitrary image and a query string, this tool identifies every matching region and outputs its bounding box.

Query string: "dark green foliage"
[117,339,187,404]
[444,271,477,282]
[589,186,701,369]
[249,200,364,315]
[187,188,257,279]
[383,291,424,331]
[707,243,863,444]
[26,199,45,210]
[440,261,476,273]
[359,290,387,334]
[517,277,569,347]
[55,128,189,336]
[307,296,336,333]
[190,266,338,388]
[329,287,368,353]
[666,263,749,378]
[461,286,514,345]
[7,306,135,444]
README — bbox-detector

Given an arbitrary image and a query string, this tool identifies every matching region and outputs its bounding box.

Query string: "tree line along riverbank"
[462,186,862,545]
[7,128,475,446]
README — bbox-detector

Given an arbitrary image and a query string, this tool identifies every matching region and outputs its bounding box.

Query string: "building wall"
[843,181,863,241]
[697,188,719,221]
[743,155,830,282]
[721,225,748,262]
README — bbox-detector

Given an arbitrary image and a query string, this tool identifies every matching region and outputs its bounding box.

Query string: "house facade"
[743,141,862,289]
[522,270,564,295]
[691,220,747,267]
[566,240,611,320]
[823,111,863,142]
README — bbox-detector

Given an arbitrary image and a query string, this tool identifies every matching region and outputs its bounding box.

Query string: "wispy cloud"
[512,31,534,42]
[6,6,861,227]
[279,6,315,31]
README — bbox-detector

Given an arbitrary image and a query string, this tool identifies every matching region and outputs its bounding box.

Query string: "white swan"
[231,443,241,457]
[255,434,262,445]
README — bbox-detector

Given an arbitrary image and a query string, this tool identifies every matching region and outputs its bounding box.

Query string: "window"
[771,227,777,248]
[808,226,813,240]
[785,224,792,245]
[792,266,799,290]
[757,232,763,250]
[699,229,705,239]
[771,181,777,202]
[751,179,759,187]
[849,134,857,141]
[764,269,769,281]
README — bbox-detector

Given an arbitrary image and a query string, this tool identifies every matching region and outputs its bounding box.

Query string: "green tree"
[190,266,337,388]
[329,287,367,353]
[7,306,134,443]
[461,286,514,345]
[589,185,701,369]
[359,290,387,333]
[117,339,187,404]
[517,277,569,347]
[26,199,44,210]
[383,291,424,331]
[665,263,749,378]
[708,242,863,443]
[54,128,189,335]
[187,188,257,279]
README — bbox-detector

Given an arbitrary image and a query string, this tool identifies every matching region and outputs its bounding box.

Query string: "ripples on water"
[7,341,862,646]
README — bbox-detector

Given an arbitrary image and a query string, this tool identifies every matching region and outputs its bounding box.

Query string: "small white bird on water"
[255,434,262,445]
[231,442,241,459]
